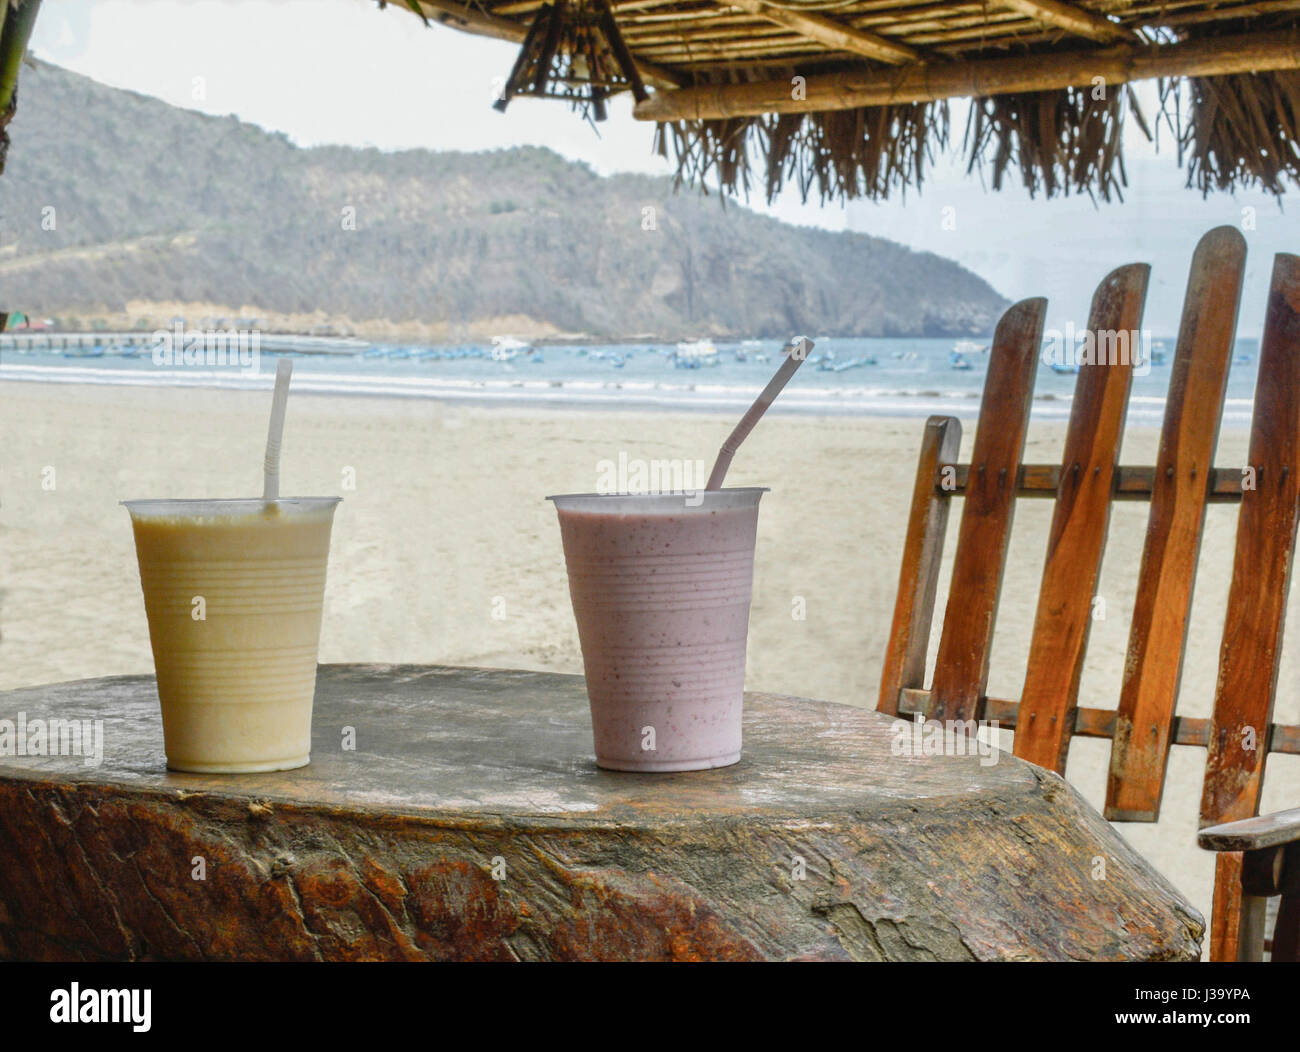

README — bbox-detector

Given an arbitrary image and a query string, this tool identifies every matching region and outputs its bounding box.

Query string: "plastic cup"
[123,497,341,773]
[548,488,767,771]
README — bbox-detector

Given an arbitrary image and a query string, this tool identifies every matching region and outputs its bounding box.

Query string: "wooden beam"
[943,463,1250,503]
[998,0,1137,43]
[895,689,1300,756]
[722,0,921,64]
[401,0,529,43]
[633,27,1300,121]
[397,0,685,88]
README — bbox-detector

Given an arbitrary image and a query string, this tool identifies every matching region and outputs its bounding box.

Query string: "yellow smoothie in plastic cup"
[124,497,340,773]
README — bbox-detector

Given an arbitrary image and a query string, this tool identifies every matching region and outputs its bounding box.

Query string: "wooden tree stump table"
[0,664,1203,961]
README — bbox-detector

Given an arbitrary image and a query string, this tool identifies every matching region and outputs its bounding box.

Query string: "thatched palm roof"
[388,0,1300,201]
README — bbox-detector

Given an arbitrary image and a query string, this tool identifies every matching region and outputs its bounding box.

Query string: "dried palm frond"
[1166,17,1300,196]
[963,83,1135,203]
[1176,70,1300,196]
[654,115,757,202]
[656,98,949,204]
[655,72,1141,205]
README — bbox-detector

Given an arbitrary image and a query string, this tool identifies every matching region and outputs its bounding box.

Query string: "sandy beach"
[2,378,1297,950]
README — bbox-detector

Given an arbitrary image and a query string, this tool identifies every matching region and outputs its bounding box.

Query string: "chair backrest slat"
[1201,252,1300,829]
[1014,264,1149,772]
[928,298,1045,722]
[1104,227,1246,821]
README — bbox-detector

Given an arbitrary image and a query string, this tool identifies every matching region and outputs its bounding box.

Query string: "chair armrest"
[1199,807,1300,852]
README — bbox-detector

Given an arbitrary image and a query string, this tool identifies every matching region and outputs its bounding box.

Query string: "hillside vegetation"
[0,60,1008,341]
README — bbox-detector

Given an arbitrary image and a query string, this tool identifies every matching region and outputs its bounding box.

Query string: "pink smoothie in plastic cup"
[548,488,766,771]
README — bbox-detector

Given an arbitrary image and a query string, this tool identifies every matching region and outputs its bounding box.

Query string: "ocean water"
[0,337,1264,427]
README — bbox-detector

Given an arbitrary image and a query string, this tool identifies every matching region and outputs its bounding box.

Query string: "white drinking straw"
[262,358,293,501]
[706,336,813,490]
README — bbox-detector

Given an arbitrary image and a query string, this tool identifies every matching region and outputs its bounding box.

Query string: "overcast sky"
[30,0,1294,336]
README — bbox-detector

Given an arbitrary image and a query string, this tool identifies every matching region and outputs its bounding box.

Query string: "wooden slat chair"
[878,226,1300,961]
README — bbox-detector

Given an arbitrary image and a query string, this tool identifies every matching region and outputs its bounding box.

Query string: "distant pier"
[0,332,372,355]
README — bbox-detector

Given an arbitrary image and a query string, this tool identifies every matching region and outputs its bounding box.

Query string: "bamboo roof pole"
[399,0,530,43]
[718,0,921,63]
[626,10,1031,52]
[632,18,1042,62]
[640,42,826,62]
[633,27,1300,121]
[1145,0,1300,27]
[997,0,1140,43]
[618,3,1010,32]
[493,0,684,19]
[492,0,550,12]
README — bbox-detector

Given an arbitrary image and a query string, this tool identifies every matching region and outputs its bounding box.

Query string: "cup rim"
[122,496,342,518]
[545,486,769,502]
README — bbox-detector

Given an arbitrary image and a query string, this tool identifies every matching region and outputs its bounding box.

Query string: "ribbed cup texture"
[558,503,759,771]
